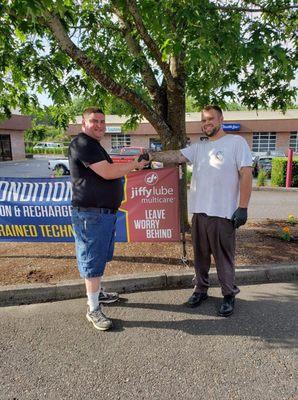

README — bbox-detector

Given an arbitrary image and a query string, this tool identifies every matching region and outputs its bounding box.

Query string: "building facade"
[0,114,32,161]
[68,109,298,155]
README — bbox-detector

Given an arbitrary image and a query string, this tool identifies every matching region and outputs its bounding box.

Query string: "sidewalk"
[1,264,297,306]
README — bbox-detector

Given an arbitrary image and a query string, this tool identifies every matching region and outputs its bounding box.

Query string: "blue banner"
[0,177,74,242]
[0,177,130,243]
[0,170,180,243]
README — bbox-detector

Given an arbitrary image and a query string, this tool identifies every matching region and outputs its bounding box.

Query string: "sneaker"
[86,306,113,331]
[98,288,119,304]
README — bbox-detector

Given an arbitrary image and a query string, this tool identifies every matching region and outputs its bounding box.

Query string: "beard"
[203,125,221,137]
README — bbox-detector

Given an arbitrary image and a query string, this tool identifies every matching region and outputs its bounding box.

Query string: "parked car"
[33,142,64,150]
[109,146,147,163]
[267,150,285,157]
[252,154,286,178]
[48,147,162,176]
[108,148,121,155]
[109,147,163,168]
[252,156,273,178]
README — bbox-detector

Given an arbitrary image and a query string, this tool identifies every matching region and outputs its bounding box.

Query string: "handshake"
[135,151,163,170]
[137,153,150,163]
[133,152,151,170]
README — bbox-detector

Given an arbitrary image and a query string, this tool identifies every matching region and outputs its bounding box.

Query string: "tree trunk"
[158,78,190,232]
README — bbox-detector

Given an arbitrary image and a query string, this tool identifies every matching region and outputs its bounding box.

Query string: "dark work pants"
[192,213,240,296]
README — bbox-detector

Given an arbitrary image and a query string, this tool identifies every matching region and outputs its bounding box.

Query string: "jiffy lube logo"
[130,171,174,200]
[145,172,159,185]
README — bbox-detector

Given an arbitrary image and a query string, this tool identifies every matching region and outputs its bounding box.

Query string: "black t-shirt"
[68,132,123,209]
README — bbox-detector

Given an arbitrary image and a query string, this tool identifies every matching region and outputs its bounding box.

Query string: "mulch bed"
[0,219,297,286]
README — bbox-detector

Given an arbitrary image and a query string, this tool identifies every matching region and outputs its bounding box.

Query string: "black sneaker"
[218,295,235,317]
[186,292,208,308]
[98,288,119,304]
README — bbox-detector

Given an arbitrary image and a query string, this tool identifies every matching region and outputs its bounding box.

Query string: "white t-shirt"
[181,135,252,219]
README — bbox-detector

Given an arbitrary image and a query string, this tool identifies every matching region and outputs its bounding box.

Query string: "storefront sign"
[0,168,180,243]
[222,123,241,131]
[118,168,180,242]
[106,126,122,133]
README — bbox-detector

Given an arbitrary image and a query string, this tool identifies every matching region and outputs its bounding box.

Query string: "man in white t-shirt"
[149,105,252,317]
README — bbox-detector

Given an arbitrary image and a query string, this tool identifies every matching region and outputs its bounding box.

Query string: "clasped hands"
[133,153,150,170]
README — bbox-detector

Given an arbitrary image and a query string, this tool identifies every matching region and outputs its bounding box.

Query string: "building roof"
[73,109,298,125]
[186,109,298,121]
[0,114,32,131]
[67,109,298,136]
[73,114,129,124]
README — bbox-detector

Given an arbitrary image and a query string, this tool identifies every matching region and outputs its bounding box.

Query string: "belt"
[74,207,118,214]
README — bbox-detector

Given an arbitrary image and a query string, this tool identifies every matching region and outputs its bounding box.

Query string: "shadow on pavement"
[112,284,298,348]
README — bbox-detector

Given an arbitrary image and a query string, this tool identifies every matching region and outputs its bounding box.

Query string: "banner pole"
[178,163,189,266]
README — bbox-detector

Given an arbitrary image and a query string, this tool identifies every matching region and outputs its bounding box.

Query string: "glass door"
[0,134,12,161]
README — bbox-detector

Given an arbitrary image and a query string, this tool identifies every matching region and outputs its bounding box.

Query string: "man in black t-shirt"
[69,107,148,331]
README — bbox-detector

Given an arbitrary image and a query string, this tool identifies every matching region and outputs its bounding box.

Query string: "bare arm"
[239,167,252,208]
[89,158,148,180]
[148,150,188,165]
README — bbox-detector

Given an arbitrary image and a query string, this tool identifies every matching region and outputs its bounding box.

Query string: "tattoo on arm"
[148,150,188,164]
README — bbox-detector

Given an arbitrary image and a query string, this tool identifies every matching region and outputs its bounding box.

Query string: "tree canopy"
[0,0,296,148]
[1,0,296,227]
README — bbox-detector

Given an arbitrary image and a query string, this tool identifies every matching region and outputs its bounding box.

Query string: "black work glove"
[231,207,248,229]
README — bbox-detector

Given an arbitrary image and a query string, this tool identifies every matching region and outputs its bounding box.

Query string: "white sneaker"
[86,306,113,331]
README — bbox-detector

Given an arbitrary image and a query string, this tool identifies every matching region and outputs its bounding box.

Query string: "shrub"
[186,168,192,185]
[25,146,33,153]
[257,168,267,186]
[53,147,63,155]
[287,214,297,225]
[271,157,298,187]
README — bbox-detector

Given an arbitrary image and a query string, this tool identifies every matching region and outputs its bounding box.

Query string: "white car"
[48,159,70,175]
[34,142,64,150]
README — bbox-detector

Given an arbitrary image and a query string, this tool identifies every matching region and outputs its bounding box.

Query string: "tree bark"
[156,72,189,231]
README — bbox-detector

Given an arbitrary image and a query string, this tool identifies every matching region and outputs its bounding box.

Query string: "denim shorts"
[71,208,117,278]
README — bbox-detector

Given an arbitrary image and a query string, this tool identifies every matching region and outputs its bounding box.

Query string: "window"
[111,134,131,149]
[252,132,276,153]
[0,134,12,161]
[149,139,162,151]
[289,131,298,152]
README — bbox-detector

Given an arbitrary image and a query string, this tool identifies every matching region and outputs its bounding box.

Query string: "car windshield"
[259,158,272,164]
[122,148,141,155]
[269,151,285,156]
[109,148,121,155]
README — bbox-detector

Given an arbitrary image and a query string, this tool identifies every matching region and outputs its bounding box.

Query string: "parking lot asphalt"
[1,159,297,399]
[0,282,297,400]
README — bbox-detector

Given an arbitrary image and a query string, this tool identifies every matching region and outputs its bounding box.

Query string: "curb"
[1,264,297,307]
[252,186,298,192]
[187,184,298,192]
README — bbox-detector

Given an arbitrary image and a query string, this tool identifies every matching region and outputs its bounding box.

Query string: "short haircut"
[83,107,105,119]
[202,105,223,117]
